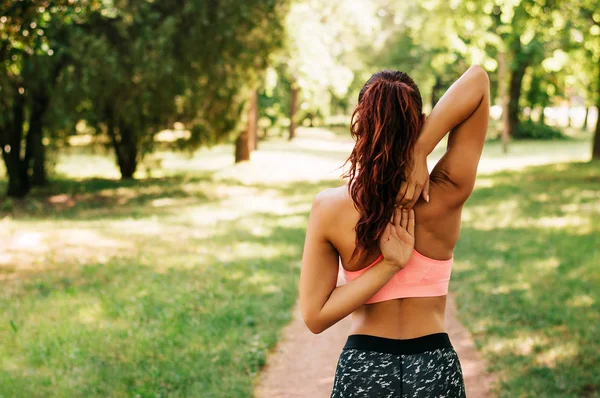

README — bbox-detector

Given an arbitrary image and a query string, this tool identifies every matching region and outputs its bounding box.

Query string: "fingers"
[380,222,392,244]
[393,207,401,231]
[400,183,416,208]
[405,184,422,209]
[400,208,408,229]
[396,181,408,207]
[407,209,415,237]
[422,179,430,203]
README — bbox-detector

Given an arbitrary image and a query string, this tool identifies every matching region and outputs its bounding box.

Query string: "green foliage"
[173,0,289,146]
[3,0,598,195]
[263,0,379,128]
[258,66,293,136]
[1,0,291,193]
[0,0,93,196]
[513,120,567,140]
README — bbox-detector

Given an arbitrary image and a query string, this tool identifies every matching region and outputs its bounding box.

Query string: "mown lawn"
[0,146,339,397]
[453,161,600,397]
[0,135,598,397]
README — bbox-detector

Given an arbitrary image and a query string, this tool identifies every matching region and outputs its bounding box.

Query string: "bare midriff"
[348,296,447,339]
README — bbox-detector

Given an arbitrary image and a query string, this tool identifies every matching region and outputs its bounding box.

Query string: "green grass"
[0,146,339,397]
[453,161,600,397]
[0,133,598,397]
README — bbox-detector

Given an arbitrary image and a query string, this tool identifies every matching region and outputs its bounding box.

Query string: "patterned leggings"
[331,333,466,398]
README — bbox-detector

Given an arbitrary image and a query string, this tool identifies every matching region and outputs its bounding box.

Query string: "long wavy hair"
[343,70,423,263]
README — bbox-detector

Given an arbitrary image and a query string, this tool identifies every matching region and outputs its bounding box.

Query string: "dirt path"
[254,292,496,398]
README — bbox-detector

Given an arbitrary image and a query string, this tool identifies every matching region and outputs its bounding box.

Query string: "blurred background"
[0,1,598,397]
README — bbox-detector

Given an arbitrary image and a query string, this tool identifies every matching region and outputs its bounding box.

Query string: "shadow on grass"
[468,161,599,211]
[0,171,344,397]
[2,157,598,396]
[0,173,209,218]
[0,193,321,397]
[450,161,600,397]
[454,225,600,396]
[0,171,343,221]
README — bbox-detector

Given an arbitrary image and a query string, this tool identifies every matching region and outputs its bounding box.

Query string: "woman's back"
[323,181,461,269]
[313,177,464,339]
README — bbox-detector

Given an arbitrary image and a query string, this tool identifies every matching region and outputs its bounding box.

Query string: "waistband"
[343,333,452,355]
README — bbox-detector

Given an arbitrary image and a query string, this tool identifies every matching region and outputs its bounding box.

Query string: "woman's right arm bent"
[300,195,415,334]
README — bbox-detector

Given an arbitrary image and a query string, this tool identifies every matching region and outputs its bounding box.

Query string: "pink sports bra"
[342,249,454,304]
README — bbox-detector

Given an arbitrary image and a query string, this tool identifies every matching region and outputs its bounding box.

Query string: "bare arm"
[416,65,489,156]
[425,65,489,204]
[299,195,415,334]
[398,65,490,207]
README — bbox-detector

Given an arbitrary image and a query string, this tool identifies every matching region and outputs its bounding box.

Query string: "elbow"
[303,316,326,334]
[302,311,327,334]
[468,65,490,88]
[307,322,326,335]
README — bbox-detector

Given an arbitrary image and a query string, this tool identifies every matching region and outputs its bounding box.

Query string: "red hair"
[343,70,423,262]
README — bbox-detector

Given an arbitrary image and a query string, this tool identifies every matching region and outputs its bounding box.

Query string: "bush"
[513,120,567,140]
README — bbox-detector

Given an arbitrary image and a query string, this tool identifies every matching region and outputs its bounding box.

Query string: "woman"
[299,65,489,397]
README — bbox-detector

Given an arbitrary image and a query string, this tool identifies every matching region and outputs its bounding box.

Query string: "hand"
[378,208,415,269]
[396,150,430,209]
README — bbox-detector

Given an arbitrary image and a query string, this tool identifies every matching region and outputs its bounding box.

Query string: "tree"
[289,79,298,140]
[276,0,377,139]
[235,88,258,162]
[0,0,82,197]
[566,2,600,159]
[71,3,183,179]
[72,1,288,176]
[170,0,289,163]
[381,0,576,143]
[372,1,480,112]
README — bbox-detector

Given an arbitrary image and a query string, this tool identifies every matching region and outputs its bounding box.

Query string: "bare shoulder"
[312,185,349,212]
[311,185,351,219]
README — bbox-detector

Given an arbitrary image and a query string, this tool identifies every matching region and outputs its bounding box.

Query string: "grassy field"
[0,130,598,397]
[454,161,600,397]
[0,144,339,397]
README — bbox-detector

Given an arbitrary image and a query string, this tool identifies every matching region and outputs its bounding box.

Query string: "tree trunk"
[2,96,30,197]
[235,129,250,163]
[107,111,139,179]
[248,88,258,151]
[498,51,510,153]
[117,125,138,179]
[2,147,29,198]
[592,62,600,160]
[508,61,528,136]
[508,39,528,137]
[234,91,259,163]
[27,55,68,186]
[289,81,298,141]
[26,90,50,186]
[583,106,590,131]
[593,102,600,160]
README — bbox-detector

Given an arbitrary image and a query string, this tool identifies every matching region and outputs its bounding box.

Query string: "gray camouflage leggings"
[331,333,466,398]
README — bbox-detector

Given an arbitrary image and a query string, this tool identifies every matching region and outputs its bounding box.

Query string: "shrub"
[513,120,567,140]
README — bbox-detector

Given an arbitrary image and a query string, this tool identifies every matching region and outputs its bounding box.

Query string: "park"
[1,1,599,397]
